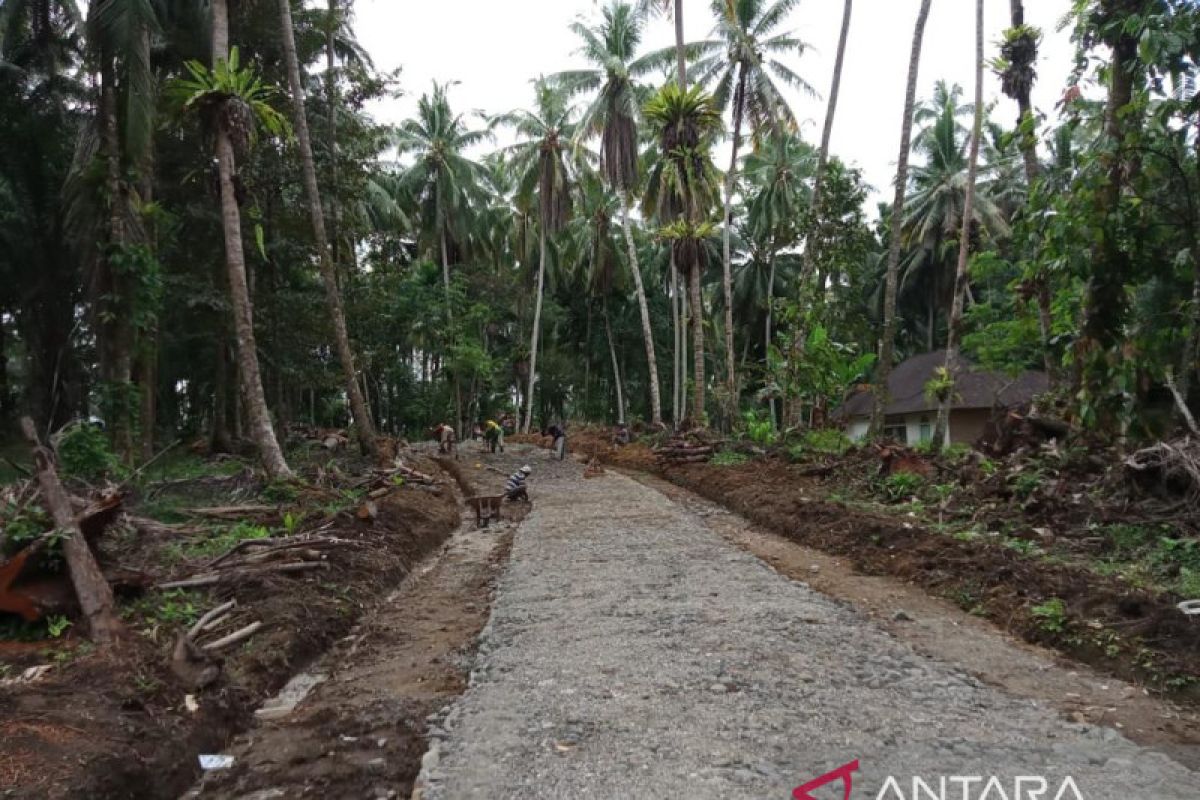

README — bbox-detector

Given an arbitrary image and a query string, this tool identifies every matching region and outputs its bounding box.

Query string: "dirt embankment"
[187,447,526,800]
[0,453,460,800]
[572,431,1200,701]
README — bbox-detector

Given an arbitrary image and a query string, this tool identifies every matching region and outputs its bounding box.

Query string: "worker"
[431,423,458,458]
[504,464,532,501]
[484,419,505,453]
[543,423,567,461]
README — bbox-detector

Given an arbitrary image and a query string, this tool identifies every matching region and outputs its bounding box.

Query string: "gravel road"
[415,452,1198,799]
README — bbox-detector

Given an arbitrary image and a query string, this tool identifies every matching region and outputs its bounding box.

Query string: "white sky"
[352,0,1077,201]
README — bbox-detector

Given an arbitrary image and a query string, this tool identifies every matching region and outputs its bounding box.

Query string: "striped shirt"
[504,471,527,494]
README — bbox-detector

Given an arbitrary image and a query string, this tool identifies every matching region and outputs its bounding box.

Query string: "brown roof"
[838,351,1049,419]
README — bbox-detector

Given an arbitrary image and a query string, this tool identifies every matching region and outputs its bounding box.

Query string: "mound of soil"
[0,455,461,800]
[574,432,1200,701]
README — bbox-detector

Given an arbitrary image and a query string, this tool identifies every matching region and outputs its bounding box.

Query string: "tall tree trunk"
[99,59,134,461]
[278,0,379,459]
[138,330,157,461]
[441,225,453,310]
[22,418,124,646]
[690,256,706,423]
[1007,0,1055,383]
[0,316,8,418]
[326,0,341,272]
[932,0,985,451]
[870,0,933,436]
[604,299,626,424]
[673,0,686,88]
[720,71,747,422]
[620,199,663,426]
[524,226,548,433]
[211,0,292,479]
[1009,0,1041,186]
[671,251,682,427]
[765,249,778,429]
[801,0,852,284]
[211,337,233,453]
[1077,0,1139,405]
[680,266,689,421]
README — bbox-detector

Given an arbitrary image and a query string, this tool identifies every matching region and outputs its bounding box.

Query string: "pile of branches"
[1125,436,1200,509]
[158,534,356,590]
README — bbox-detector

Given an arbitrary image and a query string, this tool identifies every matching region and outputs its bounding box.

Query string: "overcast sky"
[352,0,1077,202]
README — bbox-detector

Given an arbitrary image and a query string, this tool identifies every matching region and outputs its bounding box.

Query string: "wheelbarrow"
[466,494,506,528]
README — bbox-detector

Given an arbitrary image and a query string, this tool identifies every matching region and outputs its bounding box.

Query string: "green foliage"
[169,521,271,562]
[923,366,955,404]
[1030,598,1068,633]
[124,589,202,635]
[168,47,291,145]
[740,410,776,445]
[1,501,50,554]
[710,451,750,467]
[45,615,72,638]
[262,480,301,504]
[879,472,924,502]
[787,429,852,460]
[57,423,121,481]
[1009,470,1042,500]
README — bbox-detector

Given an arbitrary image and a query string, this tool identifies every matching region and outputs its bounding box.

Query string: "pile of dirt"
[0,451,461,799]
[573,432,1200,700]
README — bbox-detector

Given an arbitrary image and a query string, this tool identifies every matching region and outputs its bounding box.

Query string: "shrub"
[57,423,120,481]
[1031,597,1068,633]
[788,429,852,460]
[740,411,776,445]
[1009,470,1042,500]
[879,472,924,502]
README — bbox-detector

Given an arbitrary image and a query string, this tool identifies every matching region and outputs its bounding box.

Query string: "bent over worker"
[543,423,566,461]
[504,465,531,501]
[431,423,457,458]
[484,419,505,453]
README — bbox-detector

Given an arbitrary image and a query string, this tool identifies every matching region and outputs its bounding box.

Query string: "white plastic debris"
[198,754,235,770]
[184,695,199,713]
[1179,599,1200,618]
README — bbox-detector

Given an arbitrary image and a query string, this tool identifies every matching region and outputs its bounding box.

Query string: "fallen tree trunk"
[20,417,125,646]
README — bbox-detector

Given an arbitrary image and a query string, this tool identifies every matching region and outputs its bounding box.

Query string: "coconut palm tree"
[901,86,1009,340]
[644,83,722,423]
[276,0,378,459]
[567,168,629,423]
[994,2,1056,380]
[870,0,934,437]
[551,0,665,426]
[690,0,813,417]
[200,0,293,478]
[932,0,985,449]
[496,80,577,432]
[394,82,490,309]
[743,132,813,426]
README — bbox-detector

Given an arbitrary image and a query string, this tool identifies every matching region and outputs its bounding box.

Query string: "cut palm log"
[20,417,125,646]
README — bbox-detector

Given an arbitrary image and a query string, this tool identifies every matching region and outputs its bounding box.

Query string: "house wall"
[948,408,991,445]
[846,410,988,446]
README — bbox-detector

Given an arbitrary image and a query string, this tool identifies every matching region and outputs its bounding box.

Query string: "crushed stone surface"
[417,454,1198,799]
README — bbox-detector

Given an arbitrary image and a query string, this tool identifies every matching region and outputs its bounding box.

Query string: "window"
[883,424,907,444]
[919,416,932,443]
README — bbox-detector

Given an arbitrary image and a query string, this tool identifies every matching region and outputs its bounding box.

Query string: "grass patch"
[710,451,750,467]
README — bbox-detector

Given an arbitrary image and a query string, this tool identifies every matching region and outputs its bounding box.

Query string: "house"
[836,351,1049,446]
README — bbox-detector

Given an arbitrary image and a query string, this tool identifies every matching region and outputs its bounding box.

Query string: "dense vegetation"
[2,0,1199,477]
